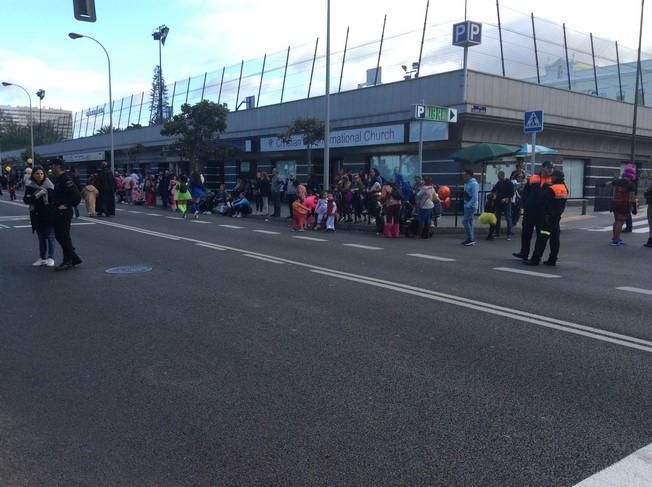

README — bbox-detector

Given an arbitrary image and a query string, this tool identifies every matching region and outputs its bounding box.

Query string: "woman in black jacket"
[23,166,56,267]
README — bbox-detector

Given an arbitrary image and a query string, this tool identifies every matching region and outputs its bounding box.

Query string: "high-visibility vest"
[551,183,569,199]
[529,174,553,186]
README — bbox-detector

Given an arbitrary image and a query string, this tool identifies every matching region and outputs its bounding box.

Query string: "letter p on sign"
[415,105,425,119]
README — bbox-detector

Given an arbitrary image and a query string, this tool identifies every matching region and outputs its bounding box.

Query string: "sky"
[0,0,649,113]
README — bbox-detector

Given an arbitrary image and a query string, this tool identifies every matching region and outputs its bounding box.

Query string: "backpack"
[179,181,188,193]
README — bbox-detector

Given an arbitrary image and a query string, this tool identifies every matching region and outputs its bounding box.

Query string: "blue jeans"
[494,201,512,237]
[36,226,55,260]
[463,207,475,241]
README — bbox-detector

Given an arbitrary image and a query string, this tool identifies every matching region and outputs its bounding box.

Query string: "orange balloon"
[438,185,451,200]
[442,197,451,209]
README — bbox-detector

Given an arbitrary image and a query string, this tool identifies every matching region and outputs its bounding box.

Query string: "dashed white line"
[616,286,652,296]
[493,267,561,279]
[253,230,281,235]
[191,220,211,224]
[195,243,226,251]
[407,253,456,262]
[573,443,652,486]
[0,224,9,229]
[292,236,328,242]
[344,243,383,250]
[219,224,244,229]
[127,210,143,214]
[166,216,184,220]
[146,213,162,217]
[78,217,652,354]
[243,254,285,264]
[12,225,32,228]
[71,222,96,226]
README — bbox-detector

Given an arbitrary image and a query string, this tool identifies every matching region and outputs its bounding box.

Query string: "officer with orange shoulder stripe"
[524,169,568,266]
[512,160,554,261]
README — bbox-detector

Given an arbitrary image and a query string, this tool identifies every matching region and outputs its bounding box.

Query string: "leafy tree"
[20,149,44,165]
[126,123,143,131]
[149,65,170,126]
[161,100,228,173]
[280,117,325,173]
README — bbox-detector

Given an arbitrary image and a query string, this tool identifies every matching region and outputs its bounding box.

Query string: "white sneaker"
[32,259,46,266]
[45,258,55,267]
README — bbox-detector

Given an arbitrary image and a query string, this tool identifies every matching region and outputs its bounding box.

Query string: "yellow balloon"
[27,158,33,164]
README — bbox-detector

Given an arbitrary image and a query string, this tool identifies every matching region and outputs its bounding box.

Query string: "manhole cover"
[105,265,153,275]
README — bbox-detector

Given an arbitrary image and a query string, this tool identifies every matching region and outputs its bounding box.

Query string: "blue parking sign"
[524,110,544,133]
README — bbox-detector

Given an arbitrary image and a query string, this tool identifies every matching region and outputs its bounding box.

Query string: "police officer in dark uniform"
[51,159,83,271]
[512,160,554,261]
[524,169,569,266]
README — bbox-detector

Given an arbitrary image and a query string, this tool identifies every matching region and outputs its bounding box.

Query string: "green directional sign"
[414,104,458,123]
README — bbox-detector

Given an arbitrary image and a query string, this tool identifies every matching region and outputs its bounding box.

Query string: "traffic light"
[73,0,96,22]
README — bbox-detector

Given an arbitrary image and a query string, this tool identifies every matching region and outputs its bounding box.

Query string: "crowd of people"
[3,158,651,271]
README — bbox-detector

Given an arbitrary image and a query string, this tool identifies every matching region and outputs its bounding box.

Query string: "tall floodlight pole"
[69,32,114,173]
[324,0,331,191]
[152,25,170,123]
[36,89,45,144]
[1,81,34,164]
[630,0,645,164]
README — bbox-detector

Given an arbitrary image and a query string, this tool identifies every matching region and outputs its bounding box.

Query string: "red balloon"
[442,197,451,209]
[438,185,451,200]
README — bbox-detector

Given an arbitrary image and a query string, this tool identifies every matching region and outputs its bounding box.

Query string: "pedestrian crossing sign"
[524,110,544,133]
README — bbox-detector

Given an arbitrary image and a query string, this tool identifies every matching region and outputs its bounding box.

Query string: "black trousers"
[518,209,541,258]
[53,208,78,264]
[272,192,281,217]
[531,217,561,263]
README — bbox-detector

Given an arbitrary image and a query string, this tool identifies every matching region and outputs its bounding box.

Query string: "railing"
[68,3,652,140]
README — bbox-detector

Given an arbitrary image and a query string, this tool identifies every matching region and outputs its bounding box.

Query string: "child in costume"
[326,193,337,232]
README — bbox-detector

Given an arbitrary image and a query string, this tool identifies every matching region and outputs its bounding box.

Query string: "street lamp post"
[324,0,331,191]
[1,81,34,165]
[36,89,45,145]
[68,32,114,173]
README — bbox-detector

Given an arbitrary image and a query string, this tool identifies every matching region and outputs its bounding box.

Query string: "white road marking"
[292,236,328,242]
[407,253,456,262]
[493,267,561,279]
[78,217,180,241]
[0,216,29,221]
[586,219,648,232]
[82,217,652,354]
[632,227,649,234]
[116,208,126,211]
[310,270,652,353]
[146,213,162,217]
[71,222,96,226]
[195,243,226,251]
[616,286,652,296]
[12,225,32,228]
[243,254,284,264]
[127,210,143,214]
[253,230,281,235]
[219,224,244,229]
[191,220,211,224]
[573,443,652,487]
[0,224,9,229]
[343,243,383,250]
[166,216,184,220]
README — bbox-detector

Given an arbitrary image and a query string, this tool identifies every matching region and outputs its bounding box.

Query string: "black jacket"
[24,180,55,231]
[52,172,82,209]
[491,179,515,202]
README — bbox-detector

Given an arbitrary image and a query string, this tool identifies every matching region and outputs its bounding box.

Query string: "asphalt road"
[1,199,651,486]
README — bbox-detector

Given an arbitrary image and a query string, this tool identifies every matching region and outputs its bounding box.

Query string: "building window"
[275,160,297,182]
[561,159,585,198]
[370,154,419,182]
